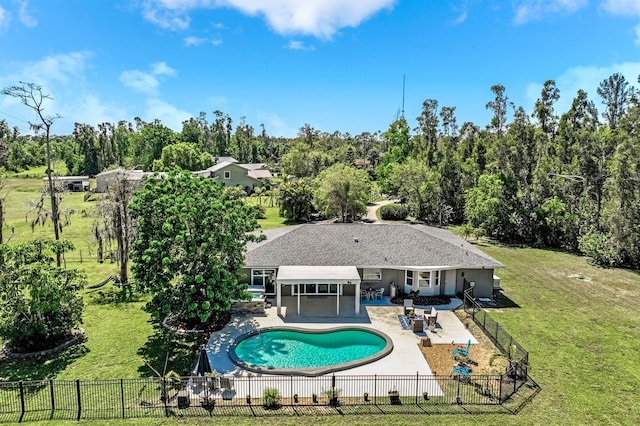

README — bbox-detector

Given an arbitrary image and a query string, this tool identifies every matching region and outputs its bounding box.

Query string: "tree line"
[2,73,640,269]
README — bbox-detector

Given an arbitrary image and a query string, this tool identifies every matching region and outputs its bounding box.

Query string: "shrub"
[262,387,281,409]
[578,231,621,267]
[379,203,408,220]
[0,240,86,352]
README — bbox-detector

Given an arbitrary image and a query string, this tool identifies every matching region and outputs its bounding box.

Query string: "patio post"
[276,280,282,316]
[297,284,300,315]
[355,280,360,315]
[336,283,341,316]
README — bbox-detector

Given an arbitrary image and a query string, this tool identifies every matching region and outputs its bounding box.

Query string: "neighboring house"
[42,176,90,192]
[95,169,165,193]
[243,224,503,316]
[193,161,273,193]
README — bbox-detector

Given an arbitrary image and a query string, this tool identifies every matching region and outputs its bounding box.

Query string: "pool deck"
[205,299,476,376]
[201,298,475,399]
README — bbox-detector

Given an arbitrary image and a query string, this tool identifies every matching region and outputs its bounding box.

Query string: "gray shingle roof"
[246,224,503,269]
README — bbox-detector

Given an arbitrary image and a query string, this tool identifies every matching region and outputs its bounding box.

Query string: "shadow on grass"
[492,291,521,308]
[136,326,201,378]
[0,344,89,382]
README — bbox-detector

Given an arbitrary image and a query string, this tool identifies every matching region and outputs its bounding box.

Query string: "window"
[363,268,382,281]
[406,270,413,287]
[251,269,275,294]
[223,171,231,179]
[433,271,440,287]
[418,271,431,288]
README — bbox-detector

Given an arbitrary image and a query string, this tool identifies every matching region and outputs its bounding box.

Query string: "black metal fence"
[0,372,527,422]
[462,288,534,399]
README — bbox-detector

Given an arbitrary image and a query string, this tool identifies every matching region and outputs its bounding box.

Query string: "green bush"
[379,203,408,220]
[578,231,621,267]
[262,387,281,409]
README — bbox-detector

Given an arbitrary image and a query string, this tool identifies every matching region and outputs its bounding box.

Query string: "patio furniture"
[374,288,385,300]
[360,289,369,300]
[410,317,424,333]
[219,376,234,390]
[403,299,414,315]
[426,306,438,325]
[452,340,471,357]
[452,364,471,376]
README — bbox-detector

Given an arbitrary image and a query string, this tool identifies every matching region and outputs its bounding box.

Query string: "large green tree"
[152,142,213,171]
[129,171,261,327]
[315,163,370,222]
[277,178,314,222]
[0,240,85,351]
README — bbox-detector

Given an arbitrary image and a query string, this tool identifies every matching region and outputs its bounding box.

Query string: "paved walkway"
[365,199,396,223]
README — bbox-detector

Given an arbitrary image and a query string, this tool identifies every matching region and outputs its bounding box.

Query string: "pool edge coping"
[227,326,394,377]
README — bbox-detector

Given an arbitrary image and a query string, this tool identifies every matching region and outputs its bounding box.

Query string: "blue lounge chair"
[452,340,471,357]
[452,364,471,375]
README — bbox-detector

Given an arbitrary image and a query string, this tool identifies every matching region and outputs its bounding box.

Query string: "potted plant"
[422,391,429,401]
[262,387,281,409]
[246,394,251,404]
[324,388,341,407]
[312,393,318,404]
[293,393,299,403]
[364,392,370,402]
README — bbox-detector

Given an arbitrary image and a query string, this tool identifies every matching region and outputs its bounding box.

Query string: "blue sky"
[1,0,640,137]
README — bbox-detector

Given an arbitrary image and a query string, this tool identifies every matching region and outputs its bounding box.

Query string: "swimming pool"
[228,327,393,376]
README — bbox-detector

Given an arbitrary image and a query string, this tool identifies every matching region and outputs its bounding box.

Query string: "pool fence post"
[415,372,419,405]
[76,379,82,420]
[18,381,25,423]
[49,379,55,417]
[120,379,125,419]
[499,374,503,403]
[373,375,377,406]
[161,377,168,417]
[290,375,293,407]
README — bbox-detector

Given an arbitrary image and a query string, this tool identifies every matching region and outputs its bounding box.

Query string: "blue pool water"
[233,329,387,369]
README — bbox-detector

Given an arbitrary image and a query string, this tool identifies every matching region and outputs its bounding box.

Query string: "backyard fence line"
[0,372,529,422]
[462,288,533,396]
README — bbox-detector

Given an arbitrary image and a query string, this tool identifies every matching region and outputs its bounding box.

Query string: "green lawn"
[2,178,640,424]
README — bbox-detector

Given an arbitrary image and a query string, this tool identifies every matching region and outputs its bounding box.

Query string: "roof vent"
[353,237,359,243]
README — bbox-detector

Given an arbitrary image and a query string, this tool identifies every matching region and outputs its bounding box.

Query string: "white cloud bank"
[120,62,177,96]
[0,6,10,33]
[513,0,587,25]
[142,0,396,38]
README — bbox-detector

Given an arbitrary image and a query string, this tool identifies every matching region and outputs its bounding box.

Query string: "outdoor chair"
[426,306,438,325]
[452,340,471,357]
[452,364,471,376]
[219,376,234,390]
[403,299,414,315]
[360,289,369,300]
[375,288,385,300]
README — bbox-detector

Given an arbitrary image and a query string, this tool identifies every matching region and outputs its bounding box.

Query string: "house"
[193,161,273,193]
[42,176,90,192]
[243,224,503,316]
[95,169,166,193]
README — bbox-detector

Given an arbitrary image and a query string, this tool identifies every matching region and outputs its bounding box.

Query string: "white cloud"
[0,6,11,33]
[142,0,396,39]
[119,62,177,95]
[635,23,640,45]
[452,10,468,25]
[601,0,640,15]
[144,98,192,130]
[17,0,37,27]
[257,111,296,137]
[285,40,314,51]
[184,36,222,46]
[525,62,640,116]
[151,61,176,76]
[120,70,160,96]
[142,2,190,30]
[0,51,130,135]
[513,0,587,25]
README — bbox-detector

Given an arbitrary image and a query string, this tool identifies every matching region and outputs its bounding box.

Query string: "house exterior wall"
[443,269,456,295]
[357,268,403,298]
[211,164,263,192]
[456,268,495,298]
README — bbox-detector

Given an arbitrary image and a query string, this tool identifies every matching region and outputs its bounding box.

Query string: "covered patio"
[275,265,362,316]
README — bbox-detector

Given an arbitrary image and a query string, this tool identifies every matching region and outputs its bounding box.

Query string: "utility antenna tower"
[401,74,406,119]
